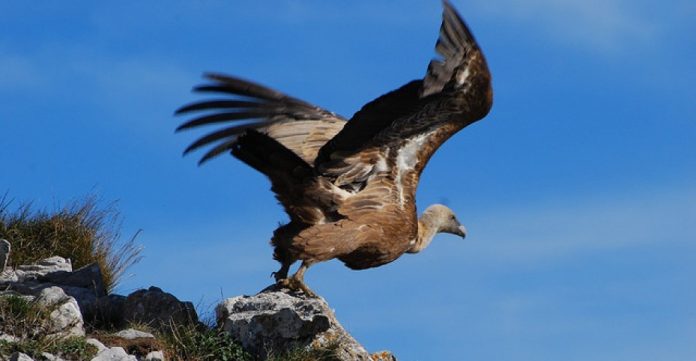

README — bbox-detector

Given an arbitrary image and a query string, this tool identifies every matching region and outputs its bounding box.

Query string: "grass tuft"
[0,336,99,360]
[0,194,142,293]
[266,342,342,361]
[161,322,252,361]
[0,295,98,360]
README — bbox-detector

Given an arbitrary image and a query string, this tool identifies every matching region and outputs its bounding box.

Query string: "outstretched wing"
[176,73,346,165]
[316,1,492,187]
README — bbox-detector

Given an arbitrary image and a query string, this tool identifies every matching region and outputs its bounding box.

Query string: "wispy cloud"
[467,181,696,264]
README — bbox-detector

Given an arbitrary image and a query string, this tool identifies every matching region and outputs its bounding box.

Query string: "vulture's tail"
[231,129,313,183]
[232,130,333,224]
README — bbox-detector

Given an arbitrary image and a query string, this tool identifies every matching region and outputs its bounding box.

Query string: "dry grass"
[161,323,253,361]
[0,194,142,293]
[266,343,342,361]
[0,294,99,360]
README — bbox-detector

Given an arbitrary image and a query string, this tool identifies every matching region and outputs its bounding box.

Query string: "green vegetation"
[0,194,142,292]
[267,342,341,361]
[0,337,98,360]
[161,323,253,361]
[0,195,340,360]
[0,294,50,339]
[0,295,98,360]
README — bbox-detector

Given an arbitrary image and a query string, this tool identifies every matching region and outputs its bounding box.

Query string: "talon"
[277,277,317,298]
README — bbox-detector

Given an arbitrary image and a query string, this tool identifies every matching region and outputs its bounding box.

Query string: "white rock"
[16,256,72,281]
[0,332,19,343]
[41,352,67,361]
[36,286,85,337]
[144,350,165,361]
[114,328,155,340]
[216,286,372,361]
[86,337,108,352]
[9,352,34,361]
[0,268,18,282]
[91,347,137,361]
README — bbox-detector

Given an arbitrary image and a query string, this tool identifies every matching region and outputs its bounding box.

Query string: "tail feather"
[231,130,313,180]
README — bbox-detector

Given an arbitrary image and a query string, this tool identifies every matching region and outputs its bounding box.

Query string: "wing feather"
[177,73,347,165]
[316,0,491,168]
[317,0,492,198]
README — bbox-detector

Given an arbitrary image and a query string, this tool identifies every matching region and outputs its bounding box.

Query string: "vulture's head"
[410,204,467,253]
[424,204,467,238]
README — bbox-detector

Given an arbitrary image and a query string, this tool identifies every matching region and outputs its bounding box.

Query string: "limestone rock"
[114,328,155,340]
[91,347,137,361]
[0,332,20,343]
[86,338,109,353]
[216,285,374,361]
[0,267,18,282]
[36,286,85,337]
[144,350,165,361]
[371,351,398,361]
[123,287,198,332]
[15,256,72,282]
[84,294,127,329]
[41,352,67,361]
[0,239,10,272]
[9,352,34,361]
[40,262,106,297]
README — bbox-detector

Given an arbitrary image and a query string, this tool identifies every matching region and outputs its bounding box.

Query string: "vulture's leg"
[271,262,291,282]
[279,261,317,298]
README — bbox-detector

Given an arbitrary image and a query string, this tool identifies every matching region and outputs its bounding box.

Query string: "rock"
[371,351,398,361]
[123,287,198,332]
[0,291,35,303]
[0,239,10,271]
[15,256,72,281]
[144,350,165,361]
[36,286,85,337]
[91,347,137,361]
[216,285,375,361]
[40,262,106,297]
[9,352,34,361]
[84,294,127,329]
[0,267,19,282]
[0,332,20,343]
[41,352,67,361]
[86,338,109,353]
[57,284,101,312]
[114,328,155,340]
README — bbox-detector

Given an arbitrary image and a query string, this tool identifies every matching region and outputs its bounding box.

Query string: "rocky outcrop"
[1,239,395,360]
[91,346,137,361]
[0,240,180,360]
[123,286,198,333]
[217,284,396,361]
[35,286,85,337]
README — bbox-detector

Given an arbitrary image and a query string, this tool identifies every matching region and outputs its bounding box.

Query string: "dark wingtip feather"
[175,100,261,115]
[197,139,237,165]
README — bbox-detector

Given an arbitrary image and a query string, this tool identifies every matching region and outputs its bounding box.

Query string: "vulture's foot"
[277,277,317,298]
[271,264,290,282]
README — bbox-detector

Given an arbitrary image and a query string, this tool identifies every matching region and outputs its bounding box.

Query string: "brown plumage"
[176,1,492,296]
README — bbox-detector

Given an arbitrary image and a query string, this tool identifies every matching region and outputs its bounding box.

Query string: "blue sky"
[1,0,695,360]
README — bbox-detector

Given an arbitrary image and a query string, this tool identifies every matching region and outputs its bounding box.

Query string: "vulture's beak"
[455,224,467,239]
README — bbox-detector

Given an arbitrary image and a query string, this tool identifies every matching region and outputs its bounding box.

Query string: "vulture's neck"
[407,212,440,254]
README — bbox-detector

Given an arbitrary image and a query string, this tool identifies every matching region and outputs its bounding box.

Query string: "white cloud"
[467,181,696,264]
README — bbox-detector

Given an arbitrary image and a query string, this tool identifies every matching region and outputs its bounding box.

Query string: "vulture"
[176,1,492,297]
